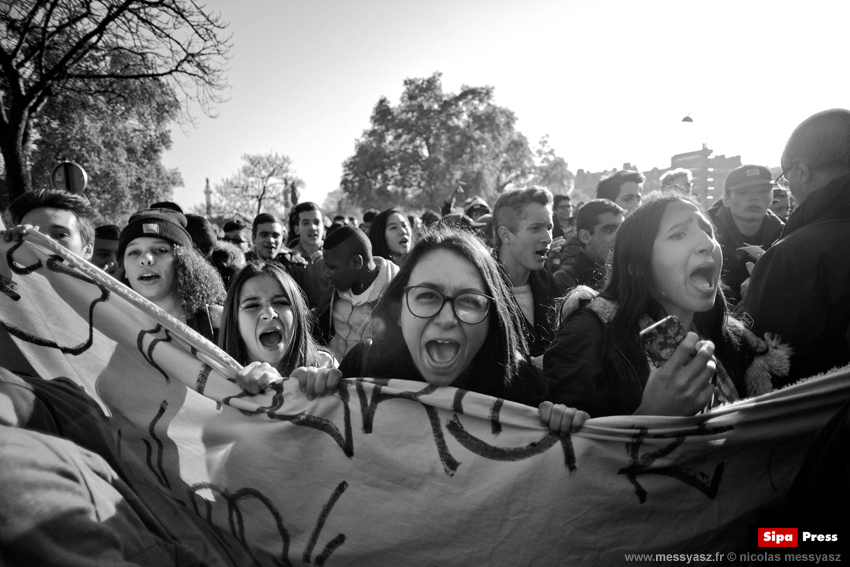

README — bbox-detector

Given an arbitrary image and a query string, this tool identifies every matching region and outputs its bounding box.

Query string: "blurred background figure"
[210,241,246,288]
[770,187,793,221]
[92,224,122,278]
[222,219,251,253]
[186,213,218,258]
[421,209,441,228]
[660,168,693,195]
[360,209,379,234]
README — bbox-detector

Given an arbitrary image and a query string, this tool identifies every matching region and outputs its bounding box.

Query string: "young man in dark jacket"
[493,187,566,359]
[707,164,785,304]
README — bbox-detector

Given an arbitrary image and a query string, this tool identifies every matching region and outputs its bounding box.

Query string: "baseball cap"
[725,165,773,192]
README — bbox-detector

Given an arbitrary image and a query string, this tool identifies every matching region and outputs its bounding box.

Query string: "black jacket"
[517,268,566,358]
[553,247,605,291]
[545,294,790,417]
[743,172,850,384]
[707,201,784,304]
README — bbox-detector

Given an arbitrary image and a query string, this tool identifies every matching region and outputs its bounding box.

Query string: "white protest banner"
[1,231,848,565]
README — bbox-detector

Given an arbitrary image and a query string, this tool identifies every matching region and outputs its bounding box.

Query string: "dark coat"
[553,247,605,291]
[544,294,790,417]
[707,201,784,304]
[518,268,567,358]
[743,172,850,385]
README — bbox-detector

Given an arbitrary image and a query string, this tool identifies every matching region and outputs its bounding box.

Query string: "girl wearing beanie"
[119,209,226,341]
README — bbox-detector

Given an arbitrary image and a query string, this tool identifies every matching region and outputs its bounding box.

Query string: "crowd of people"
[1,108,849,564]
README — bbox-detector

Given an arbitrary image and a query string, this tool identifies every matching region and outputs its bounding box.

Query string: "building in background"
[573,146,743,207]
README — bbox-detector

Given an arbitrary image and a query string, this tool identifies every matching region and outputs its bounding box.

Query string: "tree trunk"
[0,119,32,209]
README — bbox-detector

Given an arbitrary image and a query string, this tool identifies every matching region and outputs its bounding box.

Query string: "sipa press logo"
[759,528,798,547]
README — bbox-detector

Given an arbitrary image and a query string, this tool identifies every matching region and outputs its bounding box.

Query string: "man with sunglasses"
[743,108,850,385]
[707,164,785,304]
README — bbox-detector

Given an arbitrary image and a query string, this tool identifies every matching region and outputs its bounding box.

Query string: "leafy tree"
[531,135,574,196]
[0,0,230,208]
[199,153,304,222]
[340,73,536,212]
[27,78,182,225]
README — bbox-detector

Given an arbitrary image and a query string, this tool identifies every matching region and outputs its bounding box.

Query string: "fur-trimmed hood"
[557,286,792,400]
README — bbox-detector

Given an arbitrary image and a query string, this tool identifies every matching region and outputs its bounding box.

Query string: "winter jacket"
[707,201,784,304]
[514,267,567,358]
[553,247,605,291]
[544,289,790,417]
[288,241,331,309]
[743,172,850,385]
[314,257,399,359]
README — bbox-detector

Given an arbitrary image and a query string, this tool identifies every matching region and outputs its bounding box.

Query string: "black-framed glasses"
[404,286,492,324]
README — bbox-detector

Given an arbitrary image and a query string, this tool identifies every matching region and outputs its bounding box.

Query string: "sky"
[163,0,850,213]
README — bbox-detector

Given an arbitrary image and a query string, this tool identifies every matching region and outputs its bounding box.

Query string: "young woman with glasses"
[238,226,588,435]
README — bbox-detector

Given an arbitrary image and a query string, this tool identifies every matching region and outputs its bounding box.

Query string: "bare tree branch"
[0,0,231,205]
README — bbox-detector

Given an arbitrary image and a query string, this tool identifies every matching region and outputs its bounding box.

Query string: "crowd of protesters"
[1,108,849,564]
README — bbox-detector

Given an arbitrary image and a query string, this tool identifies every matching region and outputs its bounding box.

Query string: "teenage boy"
[315,226,399,359]
[247,213,306,269]
[2,190,96,375]
[288,202,331,309]
[559,170,645,271]
[554,199,624,290]
[596,169,645,215]
[707,164,784,304]
[493,186,565,359]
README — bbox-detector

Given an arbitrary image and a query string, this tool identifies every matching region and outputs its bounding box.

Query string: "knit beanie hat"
[118,209,194,262]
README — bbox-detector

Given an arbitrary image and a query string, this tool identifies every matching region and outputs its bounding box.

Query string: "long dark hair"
[368,208,405,263]
[361,225,544,403]
[600,191,743,386]
[218,261,322,375]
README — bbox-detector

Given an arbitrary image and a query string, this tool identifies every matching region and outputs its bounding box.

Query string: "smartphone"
[640,315,687,366]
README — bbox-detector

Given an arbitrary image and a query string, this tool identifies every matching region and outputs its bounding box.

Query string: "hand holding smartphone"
[640,315,688,366]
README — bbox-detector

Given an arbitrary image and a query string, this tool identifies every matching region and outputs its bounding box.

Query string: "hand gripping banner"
[1,231,849,565]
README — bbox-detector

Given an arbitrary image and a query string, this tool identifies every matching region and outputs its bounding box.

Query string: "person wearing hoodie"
[315,225,400,359]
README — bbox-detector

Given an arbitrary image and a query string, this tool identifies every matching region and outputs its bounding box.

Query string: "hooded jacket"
[314,256,399,360]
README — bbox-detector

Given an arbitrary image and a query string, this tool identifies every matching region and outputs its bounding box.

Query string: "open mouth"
[534,248,549,258]
[689,264,716,292]
[426,340,459,364]
[259,328,282,347]
[138,273,160,283]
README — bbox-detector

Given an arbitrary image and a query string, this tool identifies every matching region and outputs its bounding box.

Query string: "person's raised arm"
[441,185,463,216]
